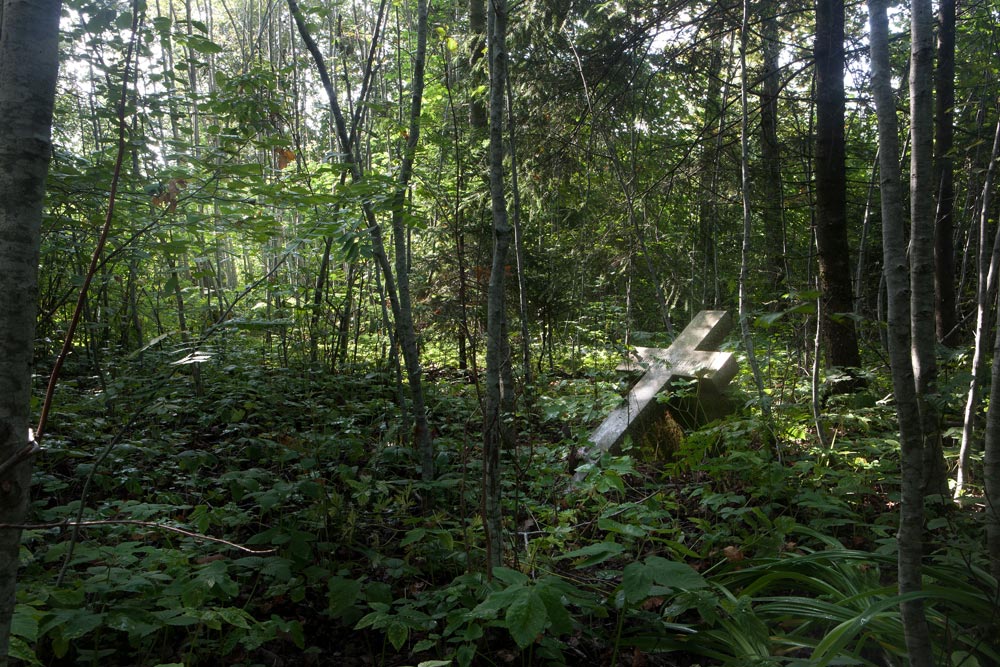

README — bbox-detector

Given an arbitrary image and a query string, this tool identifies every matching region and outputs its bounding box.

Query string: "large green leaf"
[558,541,626,567]
[621,561,653,605]
[505,587,547,649]
[645,557,708,591]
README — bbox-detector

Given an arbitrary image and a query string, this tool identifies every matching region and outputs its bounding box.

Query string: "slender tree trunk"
[759,0,786,294]
[934,0,956,347]
[389,0,433,481]
[505,72,532,393]
[870,0,934,661]
[739,0,767,415]
[695,35,725,311]
[310,236,334,362]
[911,0,948,499]
[814,0,861,371]
[289,0,434,478]
[468,0,486,130]
[482,0,511,574]
[957,119,1000,498]
[0,0,63,659]
[986,318,1000,579]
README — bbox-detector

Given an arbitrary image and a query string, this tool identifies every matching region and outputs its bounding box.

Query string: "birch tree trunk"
[869,0,933,661]
[956,118,1000,498]
[482,0,511,573]
[0,0,62,659]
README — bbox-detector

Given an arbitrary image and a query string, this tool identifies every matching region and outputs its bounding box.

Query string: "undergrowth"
[13,351,1000,666]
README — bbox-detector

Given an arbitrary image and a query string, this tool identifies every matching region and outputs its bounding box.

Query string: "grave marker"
[581,310,738,470]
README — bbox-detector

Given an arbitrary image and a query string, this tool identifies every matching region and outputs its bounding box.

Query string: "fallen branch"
[2,519,277,556]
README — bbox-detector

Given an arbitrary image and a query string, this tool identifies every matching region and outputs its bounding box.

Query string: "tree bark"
[739,0,767,414]
[934,0,956,347]
[483,0,511,574]
[814,0,861,370]
[957,119,1000,498]
[760,0,786,294]
[0,0,63,659]
[869,0,933,661]
[910,0,948,499]
[468,0,486,130]
[389,0,434,481]
[987,314,1000,579]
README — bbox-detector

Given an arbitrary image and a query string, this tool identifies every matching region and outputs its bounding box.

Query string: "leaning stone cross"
[584,310,738,463]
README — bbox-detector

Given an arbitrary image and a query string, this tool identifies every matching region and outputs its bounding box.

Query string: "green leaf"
[197,560,239,597]
[186,33,223,54]
[7,637,41,666]
[471,585,523,618]
[505,588,547,649]
[105,609,161,638]
[621,562,653,605]
[455,643,476,667]
[537,585,573,635]
[387,621,408,650]
[400,528,427,546]
[558,541,625,567]
[214,607,253,629]
[11,604,39,641]
[328,576,362,618]
[412,638,437,653]
[492,567,528,586]
[598,517,647,538]
[644,557,708,591]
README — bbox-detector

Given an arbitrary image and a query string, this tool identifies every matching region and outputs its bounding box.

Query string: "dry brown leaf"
[275,147,296,169]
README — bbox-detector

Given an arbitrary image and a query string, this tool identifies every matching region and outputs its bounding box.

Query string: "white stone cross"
[584,310,738,463]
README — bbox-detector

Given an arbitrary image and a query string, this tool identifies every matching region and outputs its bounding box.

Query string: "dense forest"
[1,0,999,663]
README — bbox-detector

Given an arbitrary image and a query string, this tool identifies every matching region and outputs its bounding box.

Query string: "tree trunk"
[695,35,725,310]
[986,316,1000,579]
[934,0,956,347]
[814,0,861,370]
[739,0,767,414]
[0,0,62,659]
[910,0,948,499]
[759,0,786,294]
[468,0,486,131]
[482,0,511,574]
[870,0,933,661]
[389,0,433,481]
[956,119,1000,498]
[289,0,434,479]
[506,71,532,393]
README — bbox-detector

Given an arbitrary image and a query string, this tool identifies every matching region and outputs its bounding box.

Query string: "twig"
[5,519,276,556]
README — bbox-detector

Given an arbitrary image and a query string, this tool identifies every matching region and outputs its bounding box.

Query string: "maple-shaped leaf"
[274,147,296,169]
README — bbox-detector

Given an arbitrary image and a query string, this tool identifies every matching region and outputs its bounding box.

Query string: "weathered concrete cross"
[584,310,738,463]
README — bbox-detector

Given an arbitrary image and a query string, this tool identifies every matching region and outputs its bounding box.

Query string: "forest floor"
[14,353,997,666]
